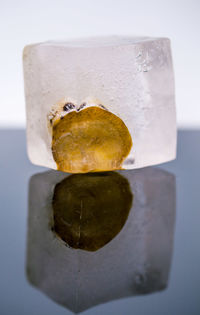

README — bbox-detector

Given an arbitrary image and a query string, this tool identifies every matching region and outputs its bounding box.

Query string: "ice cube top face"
[23,36,176,173]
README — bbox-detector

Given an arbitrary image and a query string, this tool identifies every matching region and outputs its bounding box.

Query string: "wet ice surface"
[0,130,200,315]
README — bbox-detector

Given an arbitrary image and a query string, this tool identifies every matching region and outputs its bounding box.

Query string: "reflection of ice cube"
[26,167,176,313]
[23,36,176,171]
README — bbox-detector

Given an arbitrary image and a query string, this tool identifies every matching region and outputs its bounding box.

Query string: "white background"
[0,0,199,128]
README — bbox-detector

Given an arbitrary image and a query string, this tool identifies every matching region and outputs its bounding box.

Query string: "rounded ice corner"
[23,41,45,61]
[23,44,35,60]
[160,37,171,43]
[22,45,30,60]
[26,144,39,168]
[26,141,54,171]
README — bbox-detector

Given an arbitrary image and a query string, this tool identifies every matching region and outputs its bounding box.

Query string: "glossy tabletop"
[0,129,199,315]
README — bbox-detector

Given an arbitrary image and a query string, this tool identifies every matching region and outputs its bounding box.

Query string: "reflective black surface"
[0,129,200,315]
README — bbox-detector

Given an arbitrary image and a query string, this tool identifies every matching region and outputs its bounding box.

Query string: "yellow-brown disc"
[52,172,133,251]
[52,106,132,173]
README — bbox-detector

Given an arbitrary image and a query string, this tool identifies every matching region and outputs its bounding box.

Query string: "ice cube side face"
[23,36,176,172]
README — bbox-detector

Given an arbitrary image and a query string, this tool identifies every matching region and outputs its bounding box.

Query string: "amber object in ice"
[52,106,132,173]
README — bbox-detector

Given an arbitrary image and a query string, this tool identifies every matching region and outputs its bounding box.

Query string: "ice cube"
[23,36,176,173]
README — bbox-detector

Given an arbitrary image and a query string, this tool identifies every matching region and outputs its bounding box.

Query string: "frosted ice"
[23,36,176,171]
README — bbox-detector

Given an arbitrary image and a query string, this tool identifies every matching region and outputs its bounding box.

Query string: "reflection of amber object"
[52,172,133,251]
[52,106,132,173]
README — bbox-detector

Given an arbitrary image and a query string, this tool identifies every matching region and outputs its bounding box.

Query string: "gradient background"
[0,0,199,128]
[0,2,200,313]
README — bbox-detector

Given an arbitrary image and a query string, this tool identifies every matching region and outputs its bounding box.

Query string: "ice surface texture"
[23,36,176,172]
